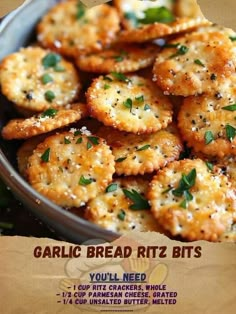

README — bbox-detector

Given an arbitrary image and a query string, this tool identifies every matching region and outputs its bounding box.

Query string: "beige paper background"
[0,233,236,314]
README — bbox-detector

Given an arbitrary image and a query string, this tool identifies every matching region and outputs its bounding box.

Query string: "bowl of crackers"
[0,0,236,243]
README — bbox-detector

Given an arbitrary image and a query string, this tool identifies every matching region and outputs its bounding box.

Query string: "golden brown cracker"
[97,125,183,175]
[0,47,80,111]
[37,1,120,57]
[27,131,115,207]
[148,159,236,241]
[86,74,173,133]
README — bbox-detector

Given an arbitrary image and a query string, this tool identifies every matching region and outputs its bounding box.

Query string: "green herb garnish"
[104,84,111,90]
[172,169,196,208]
[222,104,236,111]
[113,55,124,62]
[76,137,82,144]
[123,98,132,112]
[117,210,126,221]
[41,108,58,118]
[162,187,173,194]
[54,65,65,72]
[44,90,55,102]
[194,59,205,67]
[106,183,118,193]
[79,175,94,186]
[41,73,53,85]
[41,148,50,162]
[111,72,131,83]
[226,124,236,142]
[204,130,214,145]
[42,53,61,69]
[169,45,189,59]
[115,157,127,163]
[135,95,144,103]
[74,130,82,136]
[206,161,214,171]
[103,76,113,82]
[76,1,85,19]
[64,137,71,144]
[139,6,175,24]
[88,136,99,145]
[136,144,151,151]
[123,189,150,210]
[229,36,236,41]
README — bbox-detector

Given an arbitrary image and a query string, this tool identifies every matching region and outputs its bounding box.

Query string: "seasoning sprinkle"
[41,148,50,162]
[79,175,94,186]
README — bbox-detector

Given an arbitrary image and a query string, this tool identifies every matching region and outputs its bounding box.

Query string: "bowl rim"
[0,0,119,243]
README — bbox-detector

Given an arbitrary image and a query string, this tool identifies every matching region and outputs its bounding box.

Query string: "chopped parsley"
[41,108,58,118]
[87,136,99,149]
[115,157,127,163]
[123,98,132,112]
[169,45,189,59]
[135,95,144,103]
[76,1,85,19]
[204,130,214,145]
[136,144,151,151]
[74,130,82,136]
[111,72,131,83]
[64,137,71,144]
[41,73,53,85]
[79,175,94,186]
[206,161,214,171]
[103,84,111,90]
[41,148,50,162]
[42,53,61,69]
[194,59,205,67]
[117,210,126,221]
[76,137,83,144]
[226,124,236,142]
[139,6,175,24]
[172,168,196,208]
[124,12,138,27]
[113,55,124,62]
[222,104,236,111]
[103,75,113,82]
[229,36,236,41]
[123,189,150,210]
[106,183,118,193]
[44,90,55,102]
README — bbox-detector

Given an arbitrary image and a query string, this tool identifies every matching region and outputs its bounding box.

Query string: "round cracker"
[153,31,236,96]
[85,176,163,233]
[178,84,236,157]
[17,134,49,178]
[0,47,80,112]
[2,103,88,140]
[76,43,160,73]
[148,159,236,242]
[119,17,210,43]
[37,1,120,57]
[86,74,173,133]
[97,125,183,175]
[27,131,115,207]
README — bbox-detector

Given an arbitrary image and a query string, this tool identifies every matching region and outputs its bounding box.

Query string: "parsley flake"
[135,95,144,103]
[117,210,126,221]
[41,108,58,118]
[139,6,175,24]
[169,45,189,59]
[204,130,214,145]
[222,104,236,111]
[124,12,138,27]
[206,161,214,171]
[76,137,82,144]
[194,59,205,67]
[144,104,151,111]
[111,72,131,83]
[64,137,71,144]
[229,36,236,41]
[76,2,85,19]
[123,98,132,112]
[123,189,150,210]
[104,84,111,90]
[44,90,55,103]
[79,175,94,186]
[42,53,61,69]
[41,148,50,162]
[115,157,127,163]
[226,124,236,142]
[106,183,118,193]
[136,144,151,151]
[41,73,53,85]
